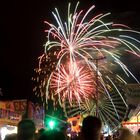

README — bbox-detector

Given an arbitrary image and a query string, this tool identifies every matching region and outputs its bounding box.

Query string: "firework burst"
[50,61,96,105]
[33,2,140,131]
[43,2,140,104]
[36,2,140,123]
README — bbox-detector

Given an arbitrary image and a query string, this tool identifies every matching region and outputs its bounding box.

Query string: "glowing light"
[0,126,17,140]
[48,120,55,129]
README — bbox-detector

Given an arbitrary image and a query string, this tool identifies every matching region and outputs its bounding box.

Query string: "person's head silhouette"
[17,119,36,140]
[81,116,102,140]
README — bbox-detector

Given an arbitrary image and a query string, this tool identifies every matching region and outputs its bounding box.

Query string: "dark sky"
[0,0,140,100]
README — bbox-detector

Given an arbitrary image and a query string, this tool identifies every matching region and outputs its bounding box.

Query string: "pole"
[89,56,106,117]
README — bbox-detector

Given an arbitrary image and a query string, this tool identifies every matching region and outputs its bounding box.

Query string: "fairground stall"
[0,100,44,140]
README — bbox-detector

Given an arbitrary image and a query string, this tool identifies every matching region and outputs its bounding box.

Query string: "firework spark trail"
[39,2,140,130]
[99,76,120,119]
[44,3,140,74]
[106,76,128,107]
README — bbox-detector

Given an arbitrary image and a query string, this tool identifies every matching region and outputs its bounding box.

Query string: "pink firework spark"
[50,62,96,104]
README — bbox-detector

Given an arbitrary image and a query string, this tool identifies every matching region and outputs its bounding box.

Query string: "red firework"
[50,61,96,104]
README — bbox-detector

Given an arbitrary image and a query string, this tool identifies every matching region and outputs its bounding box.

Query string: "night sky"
[0,0,140,100]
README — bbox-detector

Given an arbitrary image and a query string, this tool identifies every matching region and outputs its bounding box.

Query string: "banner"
[0,100,27,125]
[0,100,45,128]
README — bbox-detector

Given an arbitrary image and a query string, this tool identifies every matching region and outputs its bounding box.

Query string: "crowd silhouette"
[4,116,140,140]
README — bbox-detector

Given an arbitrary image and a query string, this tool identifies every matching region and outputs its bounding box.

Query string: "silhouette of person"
[4,134,17,140]
[105,135,113,140]
[81,116,102,140]
[17,119,36,140]
[137,128,140,136]
[117,127,135,140]
[37,128,46,139]
[135,128,140,140]
[38,129,65,140]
